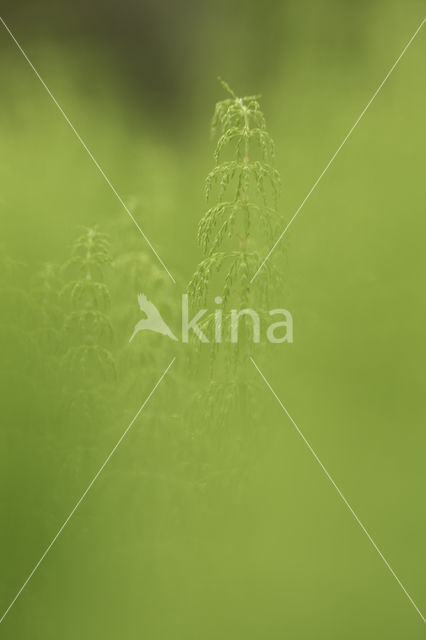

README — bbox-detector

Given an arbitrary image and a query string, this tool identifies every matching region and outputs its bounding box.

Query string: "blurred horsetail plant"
[62,227,115,382]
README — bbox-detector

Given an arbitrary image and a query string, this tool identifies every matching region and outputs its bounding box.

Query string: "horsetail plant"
[62,227,115,382]
[186,79,284,468]
[189,78,283,354]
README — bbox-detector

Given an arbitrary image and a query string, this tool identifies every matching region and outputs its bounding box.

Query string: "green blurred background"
[0,0,425,637]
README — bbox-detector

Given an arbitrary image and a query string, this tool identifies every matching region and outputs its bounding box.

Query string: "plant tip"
[217,76,237,99]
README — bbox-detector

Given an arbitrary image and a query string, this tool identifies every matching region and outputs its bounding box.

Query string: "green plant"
[61,227,115,382]
[182,80,285,500]
[188,79,283,352]
[187,79,283,373]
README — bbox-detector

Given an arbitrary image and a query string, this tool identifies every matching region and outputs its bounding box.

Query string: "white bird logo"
[129,294,178,343]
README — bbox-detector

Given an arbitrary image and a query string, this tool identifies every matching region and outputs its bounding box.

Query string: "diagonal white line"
[251,17,426,283]
[0,16,176,284]
[250,357,425,623]
[0,357,176,626]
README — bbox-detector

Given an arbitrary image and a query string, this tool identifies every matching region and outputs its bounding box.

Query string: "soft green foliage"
[1,5,425,636]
